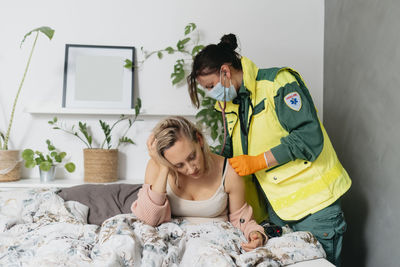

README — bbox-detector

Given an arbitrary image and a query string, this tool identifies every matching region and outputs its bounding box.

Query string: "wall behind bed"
[325,0,400,266]
[0,0,324,182]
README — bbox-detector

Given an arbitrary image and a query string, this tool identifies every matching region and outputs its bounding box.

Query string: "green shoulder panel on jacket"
[271,70,324,165]
[256,67,284,82]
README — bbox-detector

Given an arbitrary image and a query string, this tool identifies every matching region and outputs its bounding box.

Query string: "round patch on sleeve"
[284,92,302,111]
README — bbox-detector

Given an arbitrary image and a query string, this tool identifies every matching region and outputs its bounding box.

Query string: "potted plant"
[22,139,76,182]
[134,23,224,153]
[48,99,141,183]
[0,26,55,182]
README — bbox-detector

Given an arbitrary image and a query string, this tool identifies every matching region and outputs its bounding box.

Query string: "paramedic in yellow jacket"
[187,34,351,266]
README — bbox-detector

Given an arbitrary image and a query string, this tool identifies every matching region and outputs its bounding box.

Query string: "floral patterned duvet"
[0,188,326,267]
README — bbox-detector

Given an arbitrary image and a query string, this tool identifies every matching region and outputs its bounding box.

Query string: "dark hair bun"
[218,34,238,51]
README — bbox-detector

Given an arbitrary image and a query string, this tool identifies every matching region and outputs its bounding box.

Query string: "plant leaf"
[170,59,185,85]
[0,131,4,146]
[79,122,92,145]
[157,51,163,59]
[198,88,206,98]
[20,26,55,48]
[54,155,62,163]
[46,155,53,163]
[100,120,111,149]
[165,47,174,54]
[176,38,190,51]
[35,158,42,165]
[119,136,135,146]
[135,98,142,116]
[124,59,133,69]
[40,161,52,172]
[191,45,204,56]
[22,149,34,160]
[211,128,218,140]
[201,98,211,106]
[195,109,210,119]
[65,162,76,173]
[171,71,185,85]
[184,23,196,35]
[24,160,36,169]
[38,153,45,161]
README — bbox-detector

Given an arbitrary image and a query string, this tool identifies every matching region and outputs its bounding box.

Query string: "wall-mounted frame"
[62,44,135,109]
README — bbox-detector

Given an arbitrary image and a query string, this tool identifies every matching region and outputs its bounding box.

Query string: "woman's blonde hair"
[152,116,212,178]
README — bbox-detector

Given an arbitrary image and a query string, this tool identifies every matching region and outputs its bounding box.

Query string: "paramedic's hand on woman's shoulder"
[229,150,278,176]
[145,133,169,194]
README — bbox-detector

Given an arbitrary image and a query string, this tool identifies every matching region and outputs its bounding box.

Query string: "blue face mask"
[205,72,237,101]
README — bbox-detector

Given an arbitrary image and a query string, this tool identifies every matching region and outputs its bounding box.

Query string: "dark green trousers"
[267,199,347,266]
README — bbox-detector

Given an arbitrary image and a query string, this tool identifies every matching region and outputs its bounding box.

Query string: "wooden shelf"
[24,107,196,117]
[0,177,143,188]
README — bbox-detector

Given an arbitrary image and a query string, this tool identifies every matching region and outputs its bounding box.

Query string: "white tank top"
[166,159,229,224]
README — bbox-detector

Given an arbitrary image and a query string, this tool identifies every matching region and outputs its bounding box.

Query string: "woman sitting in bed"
[131,116,266,251]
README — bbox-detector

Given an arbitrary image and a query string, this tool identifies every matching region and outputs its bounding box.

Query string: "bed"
[0,184,334,266]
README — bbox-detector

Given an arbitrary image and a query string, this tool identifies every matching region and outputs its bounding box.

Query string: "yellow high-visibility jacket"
[215,57,351,222]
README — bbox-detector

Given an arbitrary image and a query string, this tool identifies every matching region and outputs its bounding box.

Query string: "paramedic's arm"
[270,70,324,165]
[229,70,323,176]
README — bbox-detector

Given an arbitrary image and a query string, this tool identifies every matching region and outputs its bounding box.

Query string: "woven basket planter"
[0,150,21,182]
[83,148,118,183]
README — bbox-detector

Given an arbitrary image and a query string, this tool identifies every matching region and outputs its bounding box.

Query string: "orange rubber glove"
[229,153,269,176]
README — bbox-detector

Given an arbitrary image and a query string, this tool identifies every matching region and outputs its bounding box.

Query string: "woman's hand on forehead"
[147,133,160,162]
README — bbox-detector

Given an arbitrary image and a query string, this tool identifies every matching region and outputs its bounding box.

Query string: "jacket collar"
[241,56,259,97]
[215,57,259,112]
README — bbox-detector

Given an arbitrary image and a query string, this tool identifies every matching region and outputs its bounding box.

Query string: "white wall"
[0,0,324,182]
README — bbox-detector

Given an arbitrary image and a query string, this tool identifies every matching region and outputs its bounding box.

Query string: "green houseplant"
[48,98,141,149]
[0,26,55,150]
[131,23,224,153]
[22,139,76,182]
[0,26,55,182]
[48,99,141,183]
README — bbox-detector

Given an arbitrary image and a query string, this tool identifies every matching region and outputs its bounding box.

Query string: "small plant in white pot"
[22,140,76,182]
[48,99,141,183]
[0,26,55,182]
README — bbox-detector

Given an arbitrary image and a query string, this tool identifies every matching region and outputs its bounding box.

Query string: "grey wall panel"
[325,0,400,266]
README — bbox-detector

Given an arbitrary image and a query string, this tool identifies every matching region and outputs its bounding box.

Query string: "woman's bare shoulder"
[224,160,245,193]
[206,152,222,169]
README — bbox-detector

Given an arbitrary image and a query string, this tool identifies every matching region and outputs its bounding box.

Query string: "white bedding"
[289,258,334,267]
[0,188,327,266]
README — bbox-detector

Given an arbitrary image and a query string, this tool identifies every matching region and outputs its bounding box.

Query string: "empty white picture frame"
[62,44,135,109]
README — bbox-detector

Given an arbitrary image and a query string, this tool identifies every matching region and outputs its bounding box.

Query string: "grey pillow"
[57,183,142,225]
